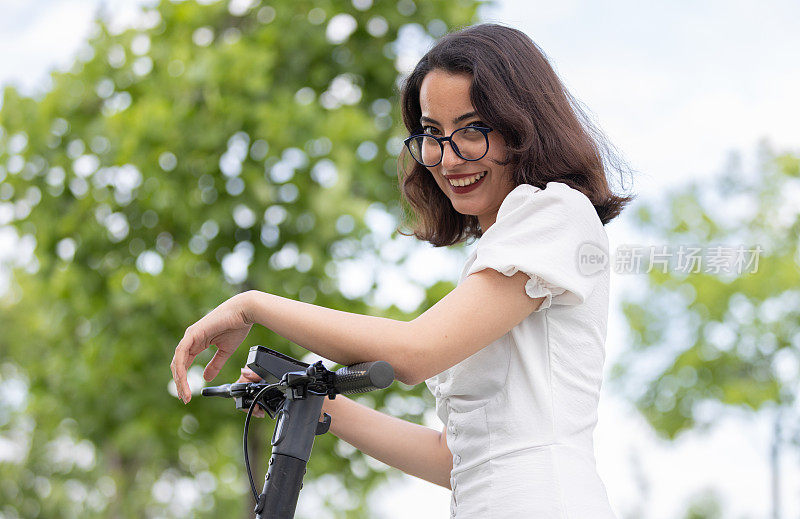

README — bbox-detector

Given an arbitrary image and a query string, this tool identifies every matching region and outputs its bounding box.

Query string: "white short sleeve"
[465,182,607,312]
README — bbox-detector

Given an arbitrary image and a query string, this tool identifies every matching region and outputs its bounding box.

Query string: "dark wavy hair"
[396,23,636,247]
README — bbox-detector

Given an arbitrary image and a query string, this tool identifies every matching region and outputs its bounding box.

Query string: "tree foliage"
[0,1,482,517]
[610,143,800,439]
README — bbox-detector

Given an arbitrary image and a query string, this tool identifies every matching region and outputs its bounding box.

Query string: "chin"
[451,202,482,215]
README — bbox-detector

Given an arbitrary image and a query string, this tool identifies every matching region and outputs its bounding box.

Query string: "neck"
[478,213,497,233]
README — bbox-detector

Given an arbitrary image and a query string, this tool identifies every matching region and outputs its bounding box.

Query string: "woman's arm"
[322,395,453,489]
[171,267,543,400]
[242,267,543,386]
[241,290,416,383]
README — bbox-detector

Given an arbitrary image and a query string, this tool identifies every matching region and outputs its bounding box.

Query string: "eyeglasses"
[403,126,493,167]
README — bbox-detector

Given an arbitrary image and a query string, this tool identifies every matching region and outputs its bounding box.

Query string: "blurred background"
[1,0,799,518]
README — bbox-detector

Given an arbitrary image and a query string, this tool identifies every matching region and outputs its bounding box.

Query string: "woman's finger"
[181,333,208,374]
[169,361,181,401]
[240,366,262,381]
[234,368,265,417]
[203,348,233,382]
[172,329,206,403]
[236,371,258,383]
[171,345,190,403]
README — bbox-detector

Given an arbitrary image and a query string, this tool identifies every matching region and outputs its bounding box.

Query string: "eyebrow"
[420,111,479,126]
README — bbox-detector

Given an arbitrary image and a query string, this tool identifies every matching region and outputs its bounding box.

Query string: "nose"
[440,140,465,170]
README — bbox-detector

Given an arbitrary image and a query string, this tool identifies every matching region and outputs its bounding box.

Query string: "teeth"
[449,171,486,187]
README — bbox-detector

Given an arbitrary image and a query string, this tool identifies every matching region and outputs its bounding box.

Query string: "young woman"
[171,23,633,518]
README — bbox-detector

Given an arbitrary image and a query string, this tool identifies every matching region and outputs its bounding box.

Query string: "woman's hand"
[236,366,327,420]
[237,366,266,418]
[171,292,254,403]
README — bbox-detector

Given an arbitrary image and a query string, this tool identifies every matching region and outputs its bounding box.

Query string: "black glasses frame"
[403,126,493,167]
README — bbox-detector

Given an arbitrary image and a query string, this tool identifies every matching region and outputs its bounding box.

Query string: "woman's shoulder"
[498,181,597,221]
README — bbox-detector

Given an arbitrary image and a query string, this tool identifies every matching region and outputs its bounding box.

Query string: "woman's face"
[418,69,515,231]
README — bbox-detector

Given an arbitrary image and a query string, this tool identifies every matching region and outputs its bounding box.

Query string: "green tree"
[0,1,482,517]
[610,142,800,517]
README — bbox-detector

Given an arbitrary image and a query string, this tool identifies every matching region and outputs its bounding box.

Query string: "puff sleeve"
[465,182,608,312]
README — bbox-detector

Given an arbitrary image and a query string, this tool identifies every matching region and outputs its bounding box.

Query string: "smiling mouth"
[446,171,487,187]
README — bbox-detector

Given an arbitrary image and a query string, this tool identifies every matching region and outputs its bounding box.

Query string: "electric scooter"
[202,345,394,518]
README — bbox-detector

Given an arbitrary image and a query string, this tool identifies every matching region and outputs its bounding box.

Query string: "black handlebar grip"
[333,361,394,394]
[201,384,232,397]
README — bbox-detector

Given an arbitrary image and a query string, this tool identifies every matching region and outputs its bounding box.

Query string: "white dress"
[424,182,618,518]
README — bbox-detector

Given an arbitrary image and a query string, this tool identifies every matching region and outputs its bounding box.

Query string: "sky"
[1,0,800,518]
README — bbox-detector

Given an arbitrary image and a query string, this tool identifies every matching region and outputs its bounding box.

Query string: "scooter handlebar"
[333,361,394,394]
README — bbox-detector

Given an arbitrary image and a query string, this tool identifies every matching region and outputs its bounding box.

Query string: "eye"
[460,122,486,135]
[422,125,440,135]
